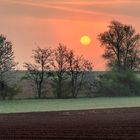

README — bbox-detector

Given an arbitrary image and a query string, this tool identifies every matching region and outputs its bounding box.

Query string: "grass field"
[0,97,140,114]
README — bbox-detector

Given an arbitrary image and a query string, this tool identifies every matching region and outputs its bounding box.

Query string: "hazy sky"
[0,0,140,70]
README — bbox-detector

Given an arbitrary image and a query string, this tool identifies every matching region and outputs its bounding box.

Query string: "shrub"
[97,71,140,96]
[0,81,20,100]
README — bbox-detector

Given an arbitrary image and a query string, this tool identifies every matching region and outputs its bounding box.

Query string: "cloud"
[1,0,139,22]
[80,1,140,18]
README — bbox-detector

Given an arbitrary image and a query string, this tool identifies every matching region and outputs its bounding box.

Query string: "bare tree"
[98,20,140,71]
[24,47,53,98]
[51,43,69,98]
[66,49,93,98]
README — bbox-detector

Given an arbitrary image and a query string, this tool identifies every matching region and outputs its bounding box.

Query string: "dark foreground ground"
[0,108,140,140]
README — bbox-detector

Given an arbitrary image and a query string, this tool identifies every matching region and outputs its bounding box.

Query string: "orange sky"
[0,0,140,70]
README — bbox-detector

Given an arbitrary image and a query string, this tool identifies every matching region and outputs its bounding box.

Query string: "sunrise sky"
[0,0,140,70]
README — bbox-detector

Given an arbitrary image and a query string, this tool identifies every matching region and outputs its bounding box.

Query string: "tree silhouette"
[0,34,17,99]
[0,35,17,79]
[51,43,69,98]
[98,20,140,71]
[66,49,93,97]
[24,47,53,98]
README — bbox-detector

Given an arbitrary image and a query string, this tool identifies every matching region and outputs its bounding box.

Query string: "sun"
[80,35,91,45]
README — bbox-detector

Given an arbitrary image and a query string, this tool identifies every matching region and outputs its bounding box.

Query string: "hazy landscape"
[0,0,140,139]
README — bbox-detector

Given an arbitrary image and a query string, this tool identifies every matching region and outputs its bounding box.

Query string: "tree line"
[24,44,92,98]
[0,20,140,100]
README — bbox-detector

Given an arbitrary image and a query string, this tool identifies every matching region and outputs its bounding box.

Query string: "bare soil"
[0,107,140,139]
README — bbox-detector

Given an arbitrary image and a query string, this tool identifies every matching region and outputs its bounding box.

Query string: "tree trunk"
[57,77,62,99]
[71,76,76,98]
[37,82,42,99]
